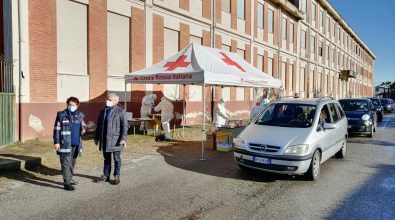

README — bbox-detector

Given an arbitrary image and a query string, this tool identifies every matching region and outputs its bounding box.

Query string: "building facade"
[1,0,375,141]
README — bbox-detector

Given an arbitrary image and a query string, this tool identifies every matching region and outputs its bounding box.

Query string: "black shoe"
[98,175,110,183]
[70,180,79,185]
[113,176,120,185]
[64,184,75,191]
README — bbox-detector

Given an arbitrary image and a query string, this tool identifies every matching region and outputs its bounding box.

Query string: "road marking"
[381,119,391,131]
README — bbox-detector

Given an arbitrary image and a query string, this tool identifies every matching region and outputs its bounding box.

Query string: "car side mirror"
[323,123,336,130]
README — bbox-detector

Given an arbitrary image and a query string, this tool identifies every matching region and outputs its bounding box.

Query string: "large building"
[0,0,375,142]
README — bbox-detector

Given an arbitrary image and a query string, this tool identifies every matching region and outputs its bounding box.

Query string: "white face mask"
[68,106,77,112]
[106,100,114,107]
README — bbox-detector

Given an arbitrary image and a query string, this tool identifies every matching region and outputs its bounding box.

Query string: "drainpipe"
[277,7,282,97]
[17,0,24,142]
[210,0,216,122]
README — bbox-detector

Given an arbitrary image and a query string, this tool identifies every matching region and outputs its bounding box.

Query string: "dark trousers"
[103,151,121,177]
[59,145,78,185]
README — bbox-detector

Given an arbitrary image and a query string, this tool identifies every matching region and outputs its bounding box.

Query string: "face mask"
[106,100,114,107]
[68,106,77,112]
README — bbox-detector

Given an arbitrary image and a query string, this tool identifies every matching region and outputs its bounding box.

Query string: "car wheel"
[305,150,321,181]
[335,138,347,158]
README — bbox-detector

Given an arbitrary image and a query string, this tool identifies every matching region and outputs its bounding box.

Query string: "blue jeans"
[103,151,121,177]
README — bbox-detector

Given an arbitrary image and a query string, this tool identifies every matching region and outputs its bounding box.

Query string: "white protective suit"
[250,98,270,120]
[154,97,174,140]
[214,98,230,128]
[140,94,157,130]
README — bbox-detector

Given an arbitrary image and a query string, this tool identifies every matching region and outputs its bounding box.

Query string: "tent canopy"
[125,43,283,88]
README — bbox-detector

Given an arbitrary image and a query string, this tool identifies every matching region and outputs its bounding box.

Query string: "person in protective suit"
[154,97,174,140]
[213,98,230,128]
[250,97,270,121]
[140,94,157,130]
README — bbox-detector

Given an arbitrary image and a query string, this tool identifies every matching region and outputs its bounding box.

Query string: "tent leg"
[183,85,186,138]
[201,83,206,161]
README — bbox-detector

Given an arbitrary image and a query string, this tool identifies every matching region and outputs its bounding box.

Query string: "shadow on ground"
[157,140,307,183]
[327,164,395,219]
[0,154,100,190]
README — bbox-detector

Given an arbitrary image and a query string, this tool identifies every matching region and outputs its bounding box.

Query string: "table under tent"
[124,43,283,160]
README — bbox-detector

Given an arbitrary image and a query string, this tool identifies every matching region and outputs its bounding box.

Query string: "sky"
[329,0,395,85]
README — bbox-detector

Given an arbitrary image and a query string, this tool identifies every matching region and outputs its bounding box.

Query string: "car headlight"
[284,144,309,155]
[387,105,391,108]
[361,114,370,121]
[233,137,246,149]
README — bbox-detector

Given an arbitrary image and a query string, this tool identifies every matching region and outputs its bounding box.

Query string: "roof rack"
[318,96,334,102]
[277,95,300,100]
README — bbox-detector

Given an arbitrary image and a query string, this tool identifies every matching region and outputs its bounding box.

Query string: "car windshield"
[254,103,316,128]
[339,100,369,112]
[369,99,380,106]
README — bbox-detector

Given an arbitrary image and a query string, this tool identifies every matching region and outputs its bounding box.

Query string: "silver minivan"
[234,98,348,180]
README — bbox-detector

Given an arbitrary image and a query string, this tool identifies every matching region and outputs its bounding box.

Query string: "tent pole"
[183,84,186,138]
[201,83,206,161]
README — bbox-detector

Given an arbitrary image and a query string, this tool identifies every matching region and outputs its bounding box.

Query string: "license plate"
[348,125,352,129]
[253,156,271,164]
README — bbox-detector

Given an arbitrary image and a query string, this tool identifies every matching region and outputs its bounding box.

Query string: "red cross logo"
[163,55,191,71]
[219,52,245,72]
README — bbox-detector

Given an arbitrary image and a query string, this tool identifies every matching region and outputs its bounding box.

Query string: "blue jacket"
[53,109,86,156]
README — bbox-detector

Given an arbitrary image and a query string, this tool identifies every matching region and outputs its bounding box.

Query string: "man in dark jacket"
[94,93,128,185]
[53,97,86,191]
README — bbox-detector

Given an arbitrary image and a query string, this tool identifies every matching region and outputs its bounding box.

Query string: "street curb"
[0,156,42,173]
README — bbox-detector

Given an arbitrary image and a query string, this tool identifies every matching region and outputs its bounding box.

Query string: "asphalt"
[0,113,394,220]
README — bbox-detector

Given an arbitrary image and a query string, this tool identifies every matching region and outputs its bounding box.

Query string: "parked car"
[368,98,383,122]
[339,98,377,137]
[233,98,348,180]
[379,98,393,113]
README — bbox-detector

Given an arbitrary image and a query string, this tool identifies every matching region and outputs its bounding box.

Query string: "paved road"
[1,113,395,220]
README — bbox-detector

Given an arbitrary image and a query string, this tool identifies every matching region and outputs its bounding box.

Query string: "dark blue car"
[368,98,383,122]
[379,98,393,113]
[339,98,377,138]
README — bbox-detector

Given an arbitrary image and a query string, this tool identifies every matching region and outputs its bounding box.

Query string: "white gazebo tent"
[125,43,282,159]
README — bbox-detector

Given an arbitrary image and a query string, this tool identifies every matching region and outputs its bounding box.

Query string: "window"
[236,88,244,101]
[319,10,323,27]
[301,0,306,13]
[332,48,335,63]
[190,35,202,45]
[164,28,180,100]
[282,17,287,39]
[254,103,316,128]
[237,48,245,59]
[326,45,329,60]
[290,23,294,43]
[222,0,231,13]
[268,9,274,33]
[311,2,316,21]
[237,0,245,19]
[335,103,345,119]
[258,3,264,29]
[326,16,329,33]
[319,40,323,57]
[301,30,306,49]
[57,0,87,75]
[222,87,231,101]
[310,36,315,54]
[337,51,340,64]
[257,54,264,72]
[332,22,335,37]
[329,103,340,123]
[268,57,273,75]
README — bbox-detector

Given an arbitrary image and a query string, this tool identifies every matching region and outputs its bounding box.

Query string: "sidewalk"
[0,126,205,193]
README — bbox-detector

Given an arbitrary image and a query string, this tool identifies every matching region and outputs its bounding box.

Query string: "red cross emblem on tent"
[163,55,191,71]
[219,52,246,72]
